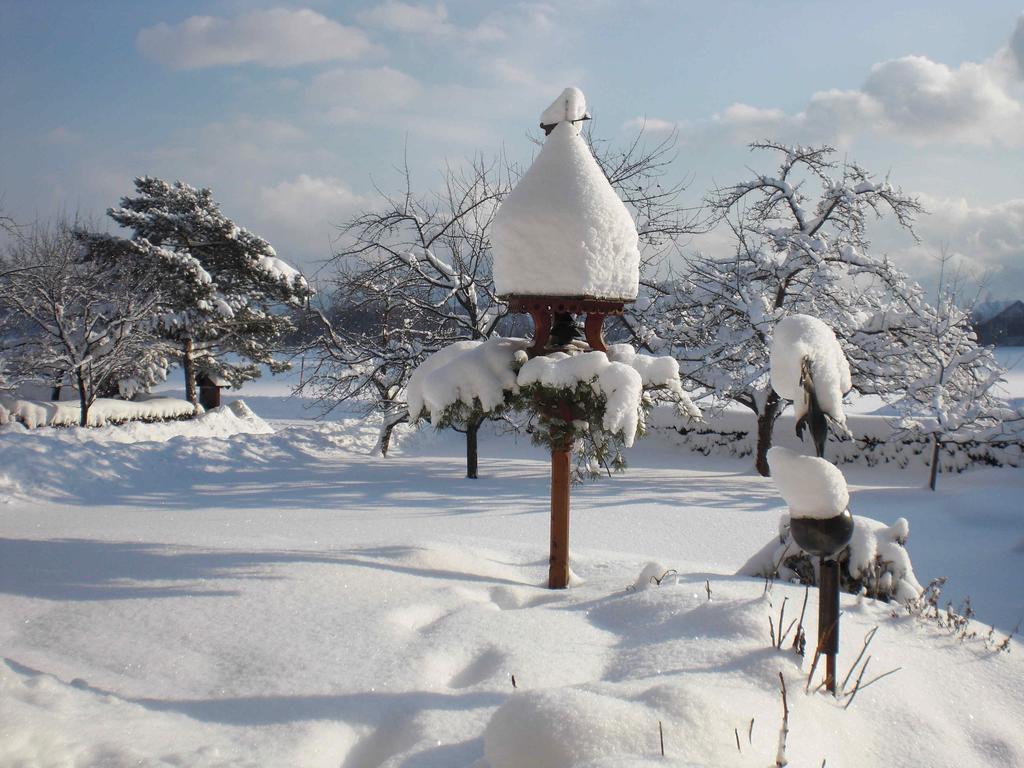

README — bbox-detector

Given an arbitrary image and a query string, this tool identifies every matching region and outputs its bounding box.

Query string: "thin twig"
[792,587,809,656]
[840,627,878,692]
[806,646,822,693]
[659,720,665,757]
[776,597,789,648]
[842,656,871,710]
[735,728,741,752]
[844,666,903,709]
[776,672,790,767]
[748,717,754,745]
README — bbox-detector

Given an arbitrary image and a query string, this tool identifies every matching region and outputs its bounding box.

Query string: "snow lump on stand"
[767,446,848,519]
[491,87,641,301]
[770,314,851,426]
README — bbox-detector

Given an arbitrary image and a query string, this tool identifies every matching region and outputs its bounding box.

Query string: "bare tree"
[652,142,922,475]
[0,221,163,425]
[302,154,513,467]
[888,247,1006,489]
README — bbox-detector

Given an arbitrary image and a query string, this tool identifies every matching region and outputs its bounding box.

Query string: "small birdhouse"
[197,373,229,410]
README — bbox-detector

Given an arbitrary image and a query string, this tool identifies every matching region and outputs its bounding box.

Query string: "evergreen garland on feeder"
[513,378,639,481]
[405,337,697,482]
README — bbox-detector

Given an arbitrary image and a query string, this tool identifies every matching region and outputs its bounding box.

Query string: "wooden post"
[549,446,571,588]
[549,400,573,589]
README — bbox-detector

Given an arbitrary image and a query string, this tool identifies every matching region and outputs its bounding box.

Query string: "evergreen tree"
[98,177,311,406]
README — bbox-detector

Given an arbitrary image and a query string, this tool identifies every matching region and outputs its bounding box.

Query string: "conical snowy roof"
[492,89,640,301]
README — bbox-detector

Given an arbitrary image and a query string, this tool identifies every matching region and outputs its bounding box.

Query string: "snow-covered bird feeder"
[490,87,643,589]
[769,316,856,694]
[492,87,641,358]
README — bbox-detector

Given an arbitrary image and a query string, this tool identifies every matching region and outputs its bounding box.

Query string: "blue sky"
[3,1,1024,297]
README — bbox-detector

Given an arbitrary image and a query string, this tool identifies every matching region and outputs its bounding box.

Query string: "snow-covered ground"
[1,381,1022,766]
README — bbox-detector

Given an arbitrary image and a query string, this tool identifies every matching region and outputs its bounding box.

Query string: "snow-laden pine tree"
[99,178,311,406]
[0,220,163,425]
[651,142,923,475]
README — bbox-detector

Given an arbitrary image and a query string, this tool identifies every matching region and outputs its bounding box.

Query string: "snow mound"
[631,561,676,591]
[770,314,851,425]
[492,92,640,300]
[768,446,848,519]
[484,684,712,768]
[540,86,589,127]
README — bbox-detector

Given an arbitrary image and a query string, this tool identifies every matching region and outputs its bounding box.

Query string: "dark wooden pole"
[819,557,841,694]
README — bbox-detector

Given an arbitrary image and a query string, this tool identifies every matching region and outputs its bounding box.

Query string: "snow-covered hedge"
[651,406,1024,472]
[739,513,923,602]
[0,394,195,429]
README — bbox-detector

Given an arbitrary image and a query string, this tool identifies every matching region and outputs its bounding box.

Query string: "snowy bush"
[652,406,1024,472]
[739,513,923,602]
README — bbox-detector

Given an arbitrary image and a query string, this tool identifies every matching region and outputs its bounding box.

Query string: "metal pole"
[818,557,841,694]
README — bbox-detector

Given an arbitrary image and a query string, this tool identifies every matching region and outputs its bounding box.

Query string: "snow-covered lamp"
[492,87,641,356]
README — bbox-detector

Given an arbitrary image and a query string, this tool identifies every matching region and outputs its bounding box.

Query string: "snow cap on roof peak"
[540,87,589,132]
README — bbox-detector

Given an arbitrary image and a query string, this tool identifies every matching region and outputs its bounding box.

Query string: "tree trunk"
[928,434,941,491]
[76,369,89,427]
[466,415,482,479]
[182,338,198,407]
[51,383,62,401]
[376,409,409,456]
[755,392,781,477]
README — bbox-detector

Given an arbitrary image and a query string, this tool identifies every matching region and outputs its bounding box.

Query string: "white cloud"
[659,14,1024,148]
[877,194,1024,299]
[137,8,374,70]
[258,175,371,256]
[622,116,680,135]
[358,1,504,42]
[308,67,421,123]
[709,52,1024,146]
